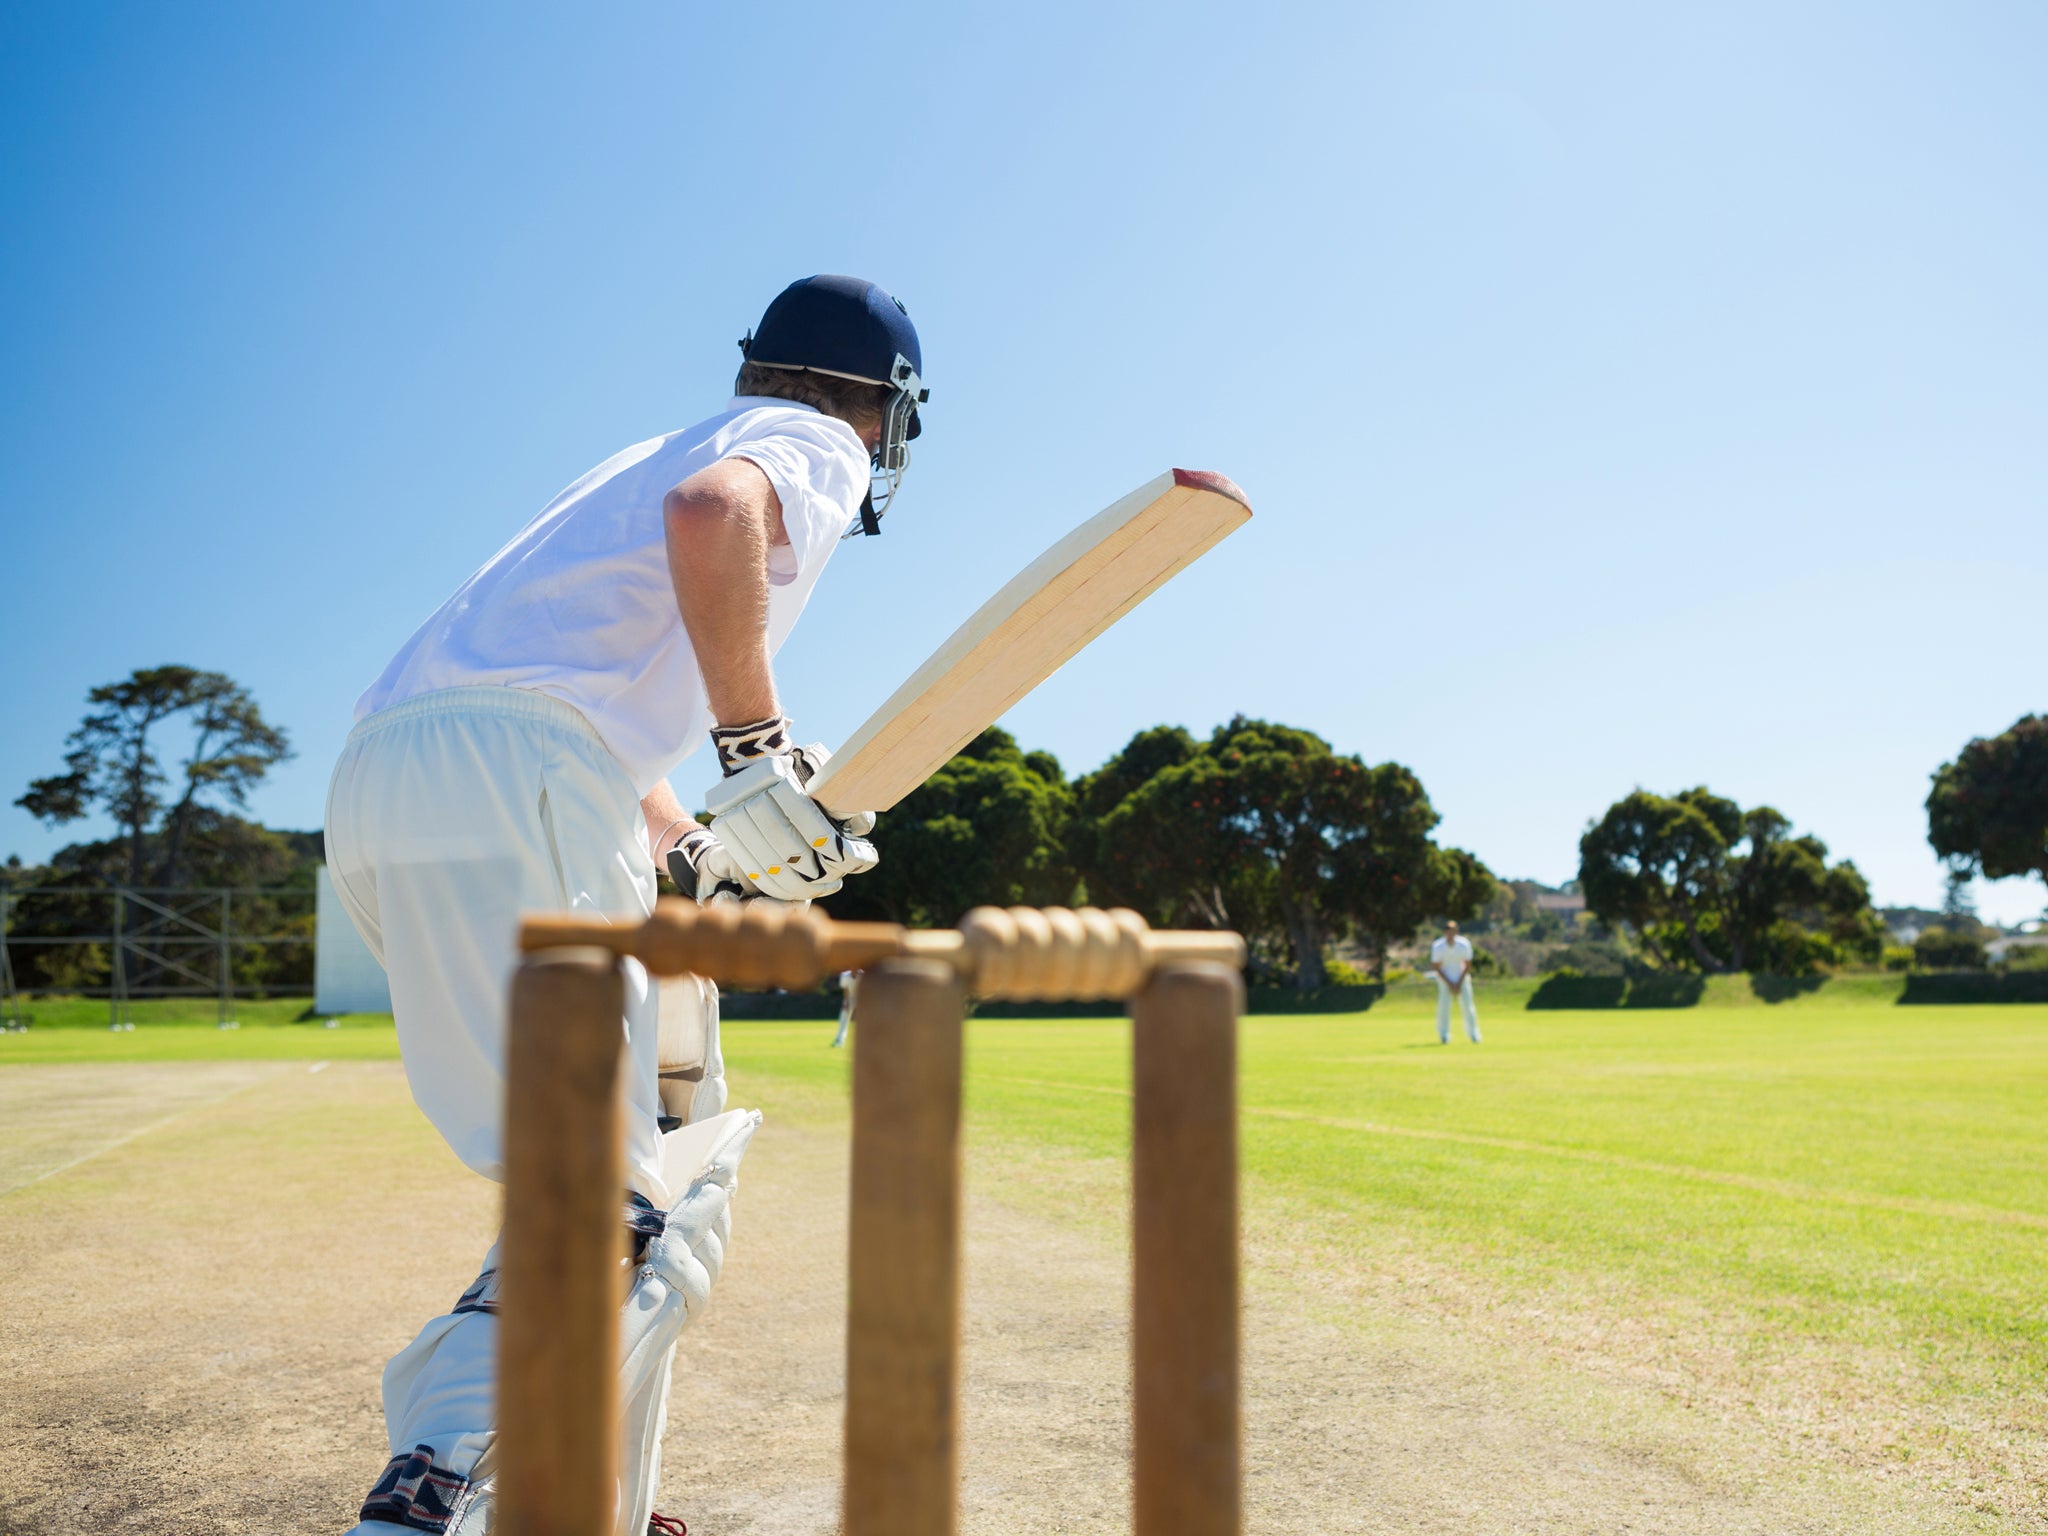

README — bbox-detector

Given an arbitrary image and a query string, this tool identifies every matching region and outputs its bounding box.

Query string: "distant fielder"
[325,276,925,1535]
[1429,919,1482,1044]
[832,968,857,1048]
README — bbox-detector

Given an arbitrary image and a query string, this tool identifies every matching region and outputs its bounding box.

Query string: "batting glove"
[702,716,879,902]
[665,824,760,905]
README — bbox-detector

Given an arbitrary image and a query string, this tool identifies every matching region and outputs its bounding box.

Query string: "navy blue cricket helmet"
[739,275,929,535]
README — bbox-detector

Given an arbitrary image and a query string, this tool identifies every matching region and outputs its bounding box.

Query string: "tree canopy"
[1069,716,1491,990]
[824,716,1489,990]
[1927,713,2048,892]
[1578,787,1880,974]
[1,814,321,994]
[17,666,292,887]
[13,670,302,996]
[820,727,1073,928]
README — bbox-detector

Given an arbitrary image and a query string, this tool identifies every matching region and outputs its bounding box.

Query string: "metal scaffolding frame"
[0,884,315,1028]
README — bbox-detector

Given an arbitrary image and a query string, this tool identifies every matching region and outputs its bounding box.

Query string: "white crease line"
[0,1071,282,1199]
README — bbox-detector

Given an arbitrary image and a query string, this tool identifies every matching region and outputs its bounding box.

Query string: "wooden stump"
[842,957,967,1536]
[499,947,626,1536]
[1132,960,1242,1536]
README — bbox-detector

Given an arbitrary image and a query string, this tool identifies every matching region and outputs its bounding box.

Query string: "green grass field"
[735,985,2048,1505]
[0,997,399,1062]
[8,982,2046,1511]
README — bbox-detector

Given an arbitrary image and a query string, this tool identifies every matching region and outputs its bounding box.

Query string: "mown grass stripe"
[981,1072,2048,1231]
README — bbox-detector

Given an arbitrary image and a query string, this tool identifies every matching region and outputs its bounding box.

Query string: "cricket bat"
[806,468,1252,819]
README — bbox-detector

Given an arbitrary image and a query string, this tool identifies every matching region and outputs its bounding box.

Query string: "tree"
[1075,735,1268,937]
[18,667,292,887]
[1089,719,1368,982]
[4,813,322,994]
[1578,787,1880,974]
[1072,716,1491,991]
[1576,789,1730,970]
[1064,725,1200,895]
[1327,769,1492,984]
[820,728,1073,929]
[1940,868,1980,931]
[1914,927,1986,971]
[1927,714,2048,896]
[1417,845,1498,957]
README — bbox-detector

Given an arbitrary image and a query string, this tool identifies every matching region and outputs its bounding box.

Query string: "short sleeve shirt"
[1430,935,1474,984]
[355,398,869,794]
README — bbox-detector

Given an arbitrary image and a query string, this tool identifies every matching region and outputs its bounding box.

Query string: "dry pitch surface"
[0,1004,2039,1534]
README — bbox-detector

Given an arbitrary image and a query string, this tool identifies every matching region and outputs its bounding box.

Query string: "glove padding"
[703,741,878,902]
[666,824,759,904]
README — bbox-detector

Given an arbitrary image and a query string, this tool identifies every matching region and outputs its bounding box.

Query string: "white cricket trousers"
[324,685,668,1194]
[1436,974,1481,1043]
[324,685,672,1535]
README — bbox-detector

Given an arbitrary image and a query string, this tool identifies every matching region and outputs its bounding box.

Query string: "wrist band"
[711,715,795,775]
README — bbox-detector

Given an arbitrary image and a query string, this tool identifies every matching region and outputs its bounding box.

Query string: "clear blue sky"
[3,2,2043,921]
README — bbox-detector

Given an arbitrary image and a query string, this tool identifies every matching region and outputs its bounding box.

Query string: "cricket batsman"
[324,275,926,1534]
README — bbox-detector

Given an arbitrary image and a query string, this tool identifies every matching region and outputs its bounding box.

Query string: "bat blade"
[807,468,1251,819]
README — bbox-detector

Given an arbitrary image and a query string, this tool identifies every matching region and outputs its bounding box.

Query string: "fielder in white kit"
[324,276,927,1535]
[1429,920,1482,1044]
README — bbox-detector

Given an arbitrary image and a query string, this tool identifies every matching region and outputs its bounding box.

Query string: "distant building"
[1533,892,1585,929]
[1988,934,2048,964]
[1880,905,2043,950]
[1879,907,1944,945]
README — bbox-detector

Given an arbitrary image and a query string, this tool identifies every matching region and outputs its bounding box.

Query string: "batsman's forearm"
[641,780,692,861]
[664,473,781,727]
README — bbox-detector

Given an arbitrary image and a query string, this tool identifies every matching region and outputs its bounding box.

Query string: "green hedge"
[970,983,1390,1017]
[718,981,1394,1020]
[1530,973,1817,1009]
[716,969,2048,1020]
[718,991,841,1020]
[1528,975,1629,1009]
[1245,982,1385,1014]
[1898,972,2048,1005]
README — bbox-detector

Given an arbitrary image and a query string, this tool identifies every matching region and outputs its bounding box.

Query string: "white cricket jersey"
[1431,934,1474,984]
[355,398,868,795]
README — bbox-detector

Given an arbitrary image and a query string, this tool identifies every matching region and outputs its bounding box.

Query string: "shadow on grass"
[1526,971,1895,1010]
[1526,973,1704,1009]
[1626,973,1707,1008]
[1527,975,1628,1010]
[1749,974,1827,1003]
[1244,983,1385,1015]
